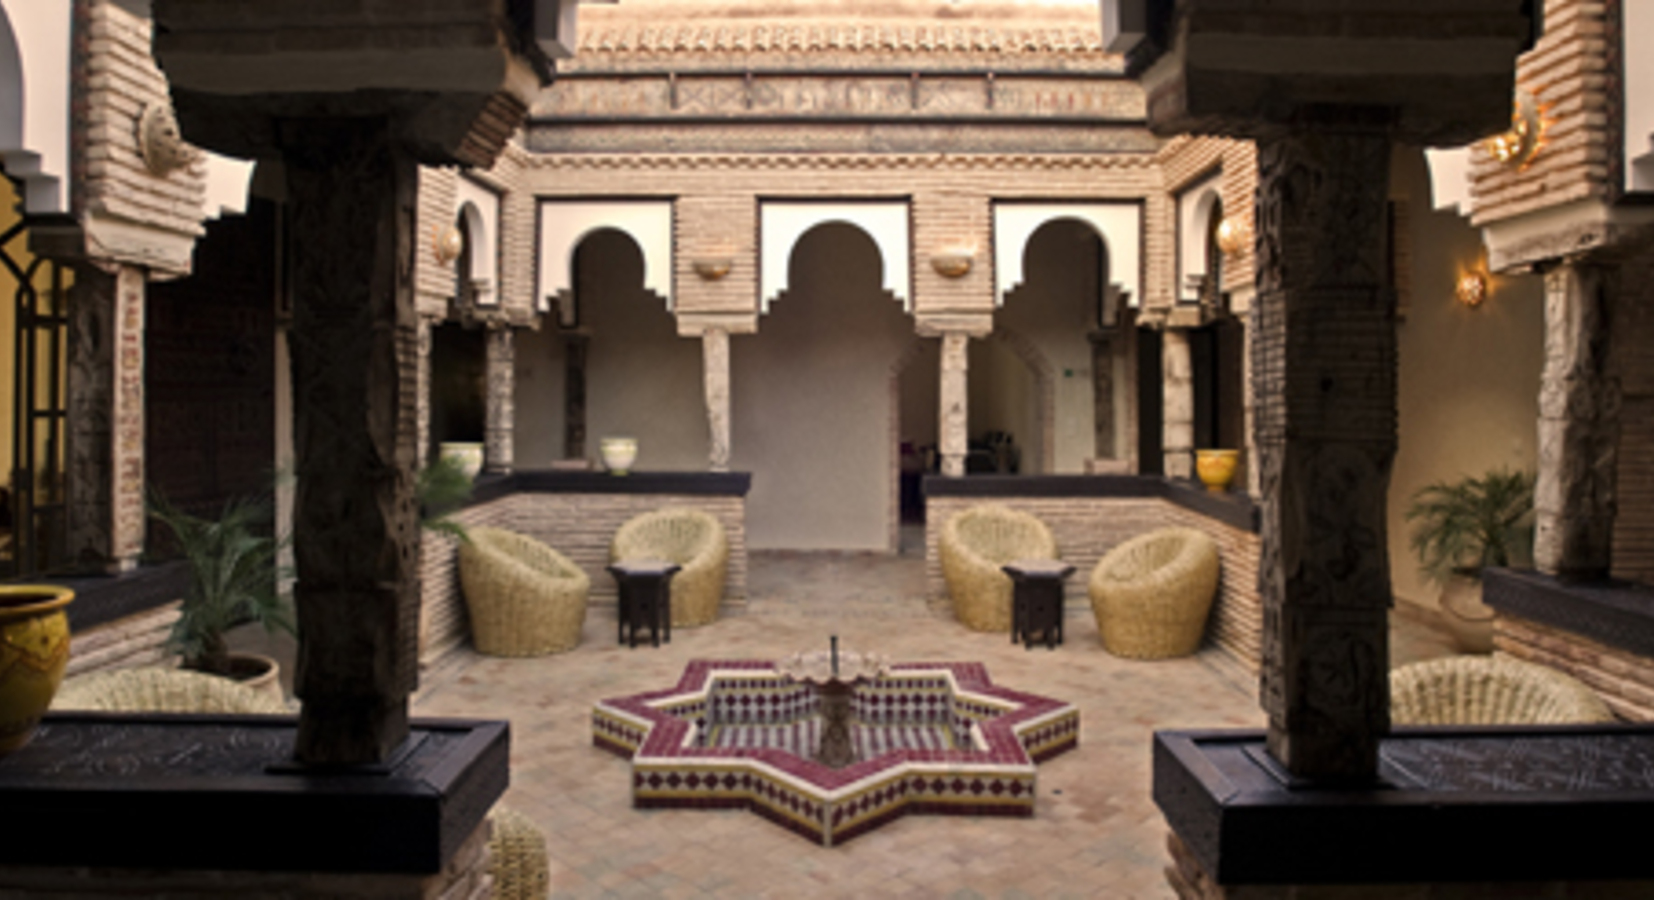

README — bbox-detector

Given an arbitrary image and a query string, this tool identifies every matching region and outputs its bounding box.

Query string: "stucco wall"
[579,229,708,472]
[1388,147,1545,611]
[732,223,915,550]
[512,324,567,467]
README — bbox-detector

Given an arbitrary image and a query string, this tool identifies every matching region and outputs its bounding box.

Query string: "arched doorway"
[734,222,914,550]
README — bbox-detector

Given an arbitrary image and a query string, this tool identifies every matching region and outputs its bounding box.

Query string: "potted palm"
[147,492,293,701]
[417,452,475,542]
[1405,467,1535,653]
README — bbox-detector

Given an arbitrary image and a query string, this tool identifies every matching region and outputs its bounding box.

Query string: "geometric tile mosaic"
[593,659,1079,846]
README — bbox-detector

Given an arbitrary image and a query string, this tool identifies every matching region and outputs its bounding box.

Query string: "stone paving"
[407,543,1458,900]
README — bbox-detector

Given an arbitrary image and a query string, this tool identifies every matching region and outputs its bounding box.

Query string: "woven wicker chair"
[1390,654,1616,726]
[1088,527,1221,660]
[610,507,729,627]
[458,527,591,657]
[487,805,550,900]
[52,666,289,714]
[939,504,1060,632]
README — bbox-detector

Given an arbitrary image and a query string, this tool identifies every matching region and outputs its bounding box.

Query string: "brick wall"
[80,0,208,273]
[1613,247,1654,584]
[65,603,181,678]
[419,492,748,667]
[415,144,536,321]
[925,495,1262,671]
[1468,0,1613,228]
[1156,136,1258,301]
[1496,613,1654,721]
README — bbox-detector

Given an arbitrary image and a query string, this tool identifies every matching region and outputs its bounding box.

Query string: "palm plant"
[147,491,294,677]
[417,452,475,542]
[1405,467,1536,583]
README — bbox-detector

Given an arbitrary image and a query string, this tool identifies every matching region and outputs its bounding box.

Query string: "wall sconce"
[137,101,201,177]
[1214,216,1249,257]
[433,224,464,265]
[930,250,974,278]
[1485,89,1548,171]
[692,258,733,280]
[1455,269,1490,308]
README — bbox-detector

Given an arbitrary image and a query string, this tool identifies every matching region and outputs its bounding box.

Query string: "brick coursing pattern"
[1496,614,1653,721]
[65,603,182,678]
[1468,0,1613,228]
[81,0,208,264]
[420,493,748,668]
[925,495,1262,672]
[1156,136,1259,301]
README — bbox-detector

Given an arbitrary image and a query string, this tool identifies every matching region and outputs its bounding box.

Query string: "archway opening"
[983,218,1109,475]
[734,221,913,550]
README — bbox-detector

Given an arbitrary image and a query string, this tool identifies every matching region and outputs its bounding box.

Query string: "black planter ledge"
[0,714,508,874]
[1155,724,1654,886]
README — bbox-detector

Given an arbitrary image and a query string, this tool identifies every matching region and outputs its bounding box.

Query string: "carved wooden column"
[1534,261,1620,578]
[483,325,514,475]
[284,119,421,766]
[1253,128,1396,783]
[703,327,731,472]
[563,331,588,461]
[1162,327,1194,479]
[939,332,969,477]
[1090,331,1116,460]
[65,263,145,573]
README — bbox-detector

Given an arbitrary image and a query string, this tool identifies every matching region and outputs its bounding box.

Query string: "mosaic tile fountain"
[592,657,1079,846]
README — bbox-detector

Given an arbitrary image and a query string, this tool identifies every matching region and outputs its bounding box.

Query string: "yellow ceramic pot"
[0,585,74,756]
[1195,449,1240,493]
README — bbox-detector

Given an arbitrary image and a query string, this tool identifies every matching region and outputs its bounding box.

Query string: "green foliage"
[147,490,294,676]
[416,453,475,542]
[1405,468,1536,583]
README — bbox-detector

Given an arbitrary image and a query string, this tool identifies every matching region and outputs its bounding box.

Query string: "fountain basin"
[592,660,1079,846]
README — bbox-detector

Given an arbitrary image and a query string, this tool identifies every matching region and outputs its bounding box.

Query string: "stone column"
[939,332,969,477]
[1534,261,1620,577]
[483,326,514,474]
[415,318,432,469]
[1253,129,1396,783]
[563,332,588,461]
[66,263,145,573]
[284,119,422,766]
[1162,328,1194,479]
[703,328,731,472]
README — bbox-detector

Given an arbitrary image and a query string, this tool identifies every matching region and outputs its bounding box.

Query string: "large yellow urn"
[0,585,74,756]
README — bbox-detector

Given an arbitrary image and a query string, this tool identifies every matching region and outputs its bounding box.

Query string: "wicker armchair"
[611,507,728,627]
[939,504,1060,632]
[52,666,289,714]
[488,805,551,900]
[458,527,591,657]
[1390,655,1615,726]
[1088,527,1220,659]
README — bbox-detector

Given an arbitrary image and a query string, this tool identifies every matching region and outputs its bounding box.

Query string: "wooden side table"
[607,559,681,648]
[1002,560,1074,650]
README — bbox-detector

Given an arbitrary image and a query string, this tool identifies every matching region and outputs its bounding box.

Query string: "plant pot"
[1195,449,1240,493]
[439,441,485,480]
[215,652,285,707]
[0,585,74,756]
[600,437,638,475]
[1438,573,1495,654]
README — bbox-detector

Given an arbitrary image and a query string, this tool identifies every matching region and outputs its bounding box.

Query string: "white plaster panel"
[201,153,256,221]
[456,176,500,305]
[760,202,910,313]
[1626,0,1654,193]
[1176,174,1222,303]
[994,203,1141,309]
[1425,147,1473,214]
[0,0,72,214]
[537,200,673,313]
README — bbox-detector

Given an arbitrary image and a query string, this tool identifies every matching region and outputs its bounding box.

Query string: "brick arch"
[993,202,1140,310]
[537,200,674,318]
[760,201,910,313]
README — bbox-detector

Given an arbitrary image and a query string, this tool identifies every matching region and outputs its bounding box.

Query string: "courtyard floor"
[395,539,1458,900]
